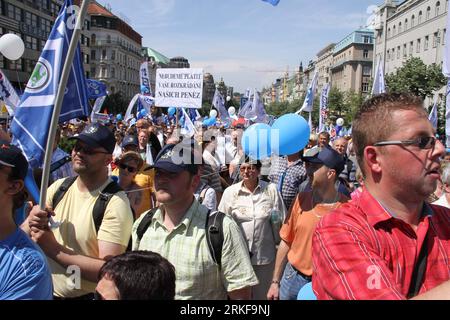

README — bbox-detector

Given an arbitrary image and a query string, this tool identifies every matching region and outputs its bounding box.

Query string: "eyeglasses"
[73,144,109,155]
[373,136,437,150]
[119,163,138,173]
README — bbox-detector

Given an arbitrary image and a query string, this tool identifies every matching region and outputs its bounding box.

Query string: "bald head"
[333,137,348,156]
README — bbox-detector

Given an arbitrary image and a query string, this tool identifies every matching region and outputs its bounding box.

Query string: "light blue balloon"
[116,114,123,121]
[297,282,316,300]
[168,107,176,116]
[241,123,272,160]
[271,113,310,156]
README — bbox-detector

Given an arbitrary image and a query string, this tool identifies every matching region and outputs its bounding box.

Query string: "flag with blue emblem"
[11,0,89,168]
[299,71,318,113]
[86,79,107,99]
[319,83,331,133]
[212,88,230,123]
[261,0,280,6]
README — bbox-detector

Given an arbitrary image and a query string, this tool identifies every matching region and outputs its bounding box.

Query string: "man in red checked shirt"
[312,93,450,300]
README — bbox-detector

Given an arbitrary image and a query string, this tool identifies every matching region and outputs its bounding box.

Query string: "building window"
[409,41,414,55]
[386,50,390,62]
[8,4,22,21]
[91,34,96,45]
[433,32,439,47]
[436,1,441,16]
[111,68,115,78]
[363,35,370,43]
[83,53,89,64]
[91,50,96,60]
[102,67,107,78]
[403,44,407,57]
[411,15,415,27]
[426,6,431,20]
[405,19,408,30]
[418,11,423,24]
[363,49,369,58]
[443,29,446,45]
[362,82,369,93]
[398,22,402,33]
[388,28,391,38]
[26,59,36,73]
[90,67,96,77]
[393,25,396,35]
[102,49,107,60]
[397,46,401,59]
[107,35,111,43]
[363,66,371,76]
[425,35,429,50]
[417,38,421,52]
[111,50,115,60]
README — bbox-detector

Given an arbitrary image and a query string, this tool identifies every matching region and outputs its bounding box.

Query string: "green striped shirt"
[132,199,258,300]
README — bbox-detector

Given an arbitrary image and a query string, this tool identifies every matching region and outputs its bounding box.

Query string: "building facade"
[89,1,142,101]
[331,29,374,94]
[316,43,335,94]
[374,0,448,75]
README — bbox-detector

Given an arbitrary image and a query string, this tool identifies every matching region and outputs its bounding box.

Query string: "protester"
[219,158,286,299]
[132,142,258,300]
[0,141,53,300]
[115,151,144,216]
[267,147,348,300]
[23,123,134,299]
[312,93,450,300]
[95,251,175,300]
[432,162,450,208]
[194,163,217,211]
[201,135,223,202]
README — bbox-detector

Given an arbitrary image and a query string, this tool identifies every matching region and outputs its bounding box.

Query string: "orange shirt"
[280,191,349,276]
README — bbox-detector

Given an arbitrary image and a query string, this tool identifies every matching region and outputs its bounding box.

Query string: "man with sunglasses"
[23,123,133,299]
[312,93,450,300]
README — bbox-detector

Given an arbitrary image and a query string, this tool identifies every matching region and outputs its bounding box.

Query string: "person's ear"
[364,146,382,174]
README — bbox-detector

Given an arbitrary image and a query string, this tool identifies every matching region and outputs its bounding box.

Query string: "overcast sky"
[101,0,380,93]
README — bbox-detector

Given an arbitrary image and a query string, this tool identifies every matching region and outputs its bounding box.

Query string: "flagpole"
[39,0,90,211]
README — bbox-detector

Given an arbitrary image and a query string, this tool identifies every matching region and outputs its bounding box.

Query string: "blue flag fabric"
[428,96,438,129]
[372,56,386,95]
[86,79,107,99]
[262,0,280,6]
[11,0,89,168]
[212,89,230,123]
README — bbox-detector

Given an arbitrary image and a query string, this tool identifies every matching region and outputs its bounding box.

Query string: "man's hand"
[28,205,54,231]
[30,227,60,259]
[267,282,280,300]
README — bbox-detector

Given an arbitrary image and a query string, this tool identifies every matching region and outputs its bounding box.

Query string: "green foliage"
[59,136,76,154]
[103,92,128,115]
[385,57,446,99]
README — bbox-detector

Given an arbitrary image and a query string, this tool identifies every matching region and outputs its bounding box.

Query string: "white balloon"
[228,106,236,116]
[226,96,231,102]
[336,118,344,126]
[0,34,25,60]
[210,109,218,118]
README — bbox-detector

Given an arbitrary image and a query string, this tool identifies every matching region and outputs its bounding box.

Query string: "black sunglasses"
[373,136,437,150]
[119,163,138,173]
[73,144,109,155]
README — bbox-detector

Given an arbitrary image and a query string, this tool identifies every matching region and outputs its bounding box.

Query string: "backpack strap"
[205,210,225,268]
[136,207,159,241]
[51,176,78,209]
[407,231,429,298]
[92,180,123,233]
[198,184,211,203]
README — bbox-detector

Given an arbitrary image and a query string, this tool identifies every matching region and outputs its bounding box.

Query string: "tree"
[385,57,446,99]
[103,92,128,115]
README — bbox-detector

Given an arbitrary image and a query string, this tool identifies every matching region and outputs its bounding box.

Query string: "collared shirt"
[132,199,258,300]
[312,189,450,300]
[218,180,286,265]
[194,181,217,211]
[202,150,223,193]
[269,156,307,210]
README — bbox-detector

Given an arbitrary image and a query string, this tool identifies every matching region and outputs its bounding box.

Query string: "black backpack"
[51,176,132,234]
[135,208,225,267]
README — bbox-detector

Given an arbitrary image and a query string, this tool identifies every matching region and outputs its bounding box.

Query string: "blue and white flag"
[86,79,107,99]
[429,95,438,129]
[140,61,152,96]
[212,88,230,123]
[138,94,154,116]
[11,0,89,168]
[446,80,450,148]
[180,108,196,137]
[443,12,450,77]
[252,90,269,123]
[261,0,280,6]
[0,70,20,116]
[372,56,386,95]
[90,95,107,122]
[319,83,331,133]
[299,71,318,113]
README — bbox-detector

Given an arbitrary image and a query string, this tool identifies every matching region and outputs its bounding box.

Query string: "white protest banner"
[155,68,203,109]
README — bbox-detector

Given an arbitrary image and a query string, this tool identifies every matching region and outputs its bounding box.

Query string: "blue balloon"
[140,85,150,94]
[168,107,176,116]
[271,113,310,156]
[116,114,123,121]
[241,123,272,160]
[297,282,316,300]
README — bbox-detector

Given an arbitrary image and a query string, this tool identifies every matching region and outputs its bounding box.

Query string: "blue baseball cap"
[152,143,198,174]
[69,123,116,154]
[303,146,345,175]
[121,135,138,148]
[0,141,28,180]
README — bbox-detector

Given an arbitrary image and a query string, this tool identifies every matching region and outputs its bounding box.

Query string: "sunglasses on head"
[119,163,138,173]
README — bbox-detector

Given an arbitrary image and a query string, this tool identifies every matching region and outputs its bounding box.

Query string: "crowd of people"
[0,92,449,300]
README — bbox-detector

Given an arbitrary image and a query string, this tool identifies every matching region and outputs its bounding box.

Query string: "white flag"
[299,71,318,113]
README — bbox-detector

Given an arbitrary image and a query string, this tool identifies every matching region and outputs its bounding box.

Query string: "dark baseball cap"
[69,123,115,154]
[0,141,29,180]
[303,146,345,175]
[152,143,198,174]
[121,135,138,148]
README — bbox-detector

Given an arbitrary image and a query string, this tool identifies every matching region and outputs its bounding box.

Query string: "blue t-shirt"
[0,228,53,300]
